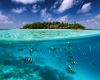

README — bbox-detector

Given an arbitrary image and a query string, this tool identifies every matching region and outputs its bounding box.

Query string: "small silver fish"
[29,49,33,56]
[18,48,24,51]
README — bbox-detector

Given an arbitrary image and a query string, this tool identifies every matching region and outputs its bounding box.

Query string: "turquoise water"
[0,29,100,80]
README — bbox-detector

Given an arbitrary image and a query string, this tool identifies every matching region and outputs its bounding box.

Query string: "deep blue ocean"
[0,29,100,80]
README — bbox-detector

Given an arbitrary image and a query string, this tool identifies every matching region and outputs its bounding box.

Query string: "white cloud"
[80,14,100,24]
[95,14,100,19]
[50,0,62,14]
[32,4,40,13]
[85,19,96,23]
[56,16,68,22]
[78,14,100,29]
[41,8,52,21]
[12,7,26,14]
[57,0,76,13]
[12,0,45,4]
[52,1,59,9]
[0,11,13,24]
[51,0,61,9]
[86,14,100,24]
[78,2,91,13]
[40,8,69,22]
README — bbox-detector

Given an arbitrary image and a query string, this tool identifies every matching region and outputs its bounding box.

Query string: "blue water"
[0,29,100,80]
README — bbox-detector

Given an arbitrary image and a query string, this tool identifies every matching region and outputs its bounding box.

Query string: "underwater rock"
[1,73,13,79]
[33,64,41,72]
[0,62,69,80]
[65,75,74,80]
[39,66,67,80]
[2,65,14,74]
[28,73,43,80]
[12,67,33,79]
[39,66,58,80]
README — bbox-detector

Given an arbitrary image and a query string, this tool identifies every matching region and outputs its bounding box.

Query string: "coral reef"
[0,62,73,80]
[0,46,74,80]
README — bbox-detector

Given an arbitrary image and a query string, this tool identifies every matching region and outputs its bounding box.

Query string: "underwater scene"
[0,29,100,80]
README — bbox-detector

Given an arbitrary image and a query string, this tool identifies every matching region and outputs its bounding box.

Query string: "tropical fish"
[70,61,77,65]
[67,51,73,55]
[17,48,24,51]
[50,47,57,51]
[65,65,76,74]
[29,49,33,56]
[92,61,97,67]
[24,57,33,64]
[55,55,62,61]
[58,57,62,61]
[67,55,73,62]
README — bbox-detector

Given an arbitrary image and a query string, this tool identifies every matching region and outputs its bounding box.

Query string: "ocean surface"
[0,29,100,80]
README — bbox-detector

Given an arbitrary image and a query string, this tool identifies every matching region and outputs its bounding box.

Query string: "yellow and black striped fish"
[24,57,33,64]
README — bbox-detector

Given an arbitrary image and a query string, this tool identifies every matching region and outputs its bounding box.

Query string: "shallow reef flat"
[0,63,73,80]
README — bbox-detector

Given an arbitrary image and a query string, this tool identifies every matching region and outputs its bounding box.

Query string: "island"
[22,22,85,29]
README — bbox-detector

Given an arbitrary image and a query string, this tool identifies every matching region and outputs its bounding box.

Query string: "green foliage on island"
[22,22,85,29]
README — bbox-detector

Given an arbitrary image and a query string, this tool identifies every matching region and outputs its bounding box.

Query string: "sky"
[0,0,100,29]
